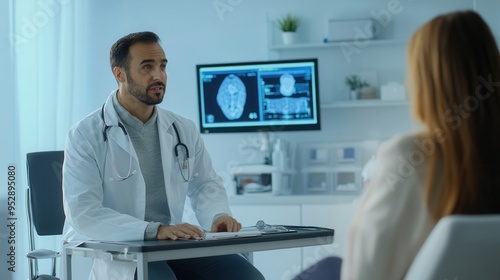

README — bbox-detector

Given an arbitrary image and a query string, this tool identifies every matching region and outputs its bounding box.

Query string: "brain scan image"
[265,97,311,118]
[216,74,247,120]
[279,73,296,97]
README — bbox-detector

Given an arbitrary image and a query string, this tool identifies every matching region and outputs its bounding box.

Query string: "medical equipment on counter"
[299,142,370,194]
[231,164,296,195]
[101,105,197,182]
[272,139,290,171]
[255,220,289,233]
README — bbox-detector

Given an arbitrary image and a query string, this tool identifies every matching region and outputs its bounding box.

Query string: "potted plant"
[345,75,370,100]
[277,13,299,45]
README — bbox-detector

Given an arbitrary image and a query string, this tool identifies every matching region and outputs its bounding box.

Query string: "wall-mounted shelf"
[321,100,408,108]
[269,39,408,51]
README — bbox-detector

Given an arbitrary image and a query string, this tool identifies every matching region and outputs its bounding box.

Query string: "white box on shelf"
[380,82,406,100]
[308,148,329,164]
[304,171,332,193]
[334,170,360,193]
[327,18,375,42]
[336,147,356,163]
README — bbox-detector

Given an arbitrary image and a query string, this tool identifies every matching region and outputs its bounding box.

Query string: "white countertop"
[228,194,360,205]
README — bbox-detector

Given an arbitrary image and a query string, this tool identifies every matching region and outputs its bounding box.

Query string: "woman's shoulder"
[378,131,430,158]
[373,131,434,181]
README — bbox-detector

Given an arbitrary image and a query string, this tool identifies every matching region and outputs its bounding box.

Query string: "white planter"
[282,32,297,45]
[349,90,358,100]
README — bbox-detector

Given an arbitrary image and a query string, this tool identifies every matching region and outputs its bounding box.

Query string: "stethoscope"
[101,105,197,182]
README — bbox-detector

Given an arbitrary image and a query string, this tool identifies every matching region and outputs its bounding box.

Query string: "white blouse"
[341,133,438,280]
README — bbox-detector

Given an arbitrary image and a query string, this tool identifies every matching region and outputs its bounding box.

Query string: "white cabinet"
[230,204,302,280]
[229,195,358,280]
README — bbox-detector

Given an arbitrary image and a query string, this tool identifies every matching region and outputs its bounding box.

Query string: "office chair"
[404,214,500,280]
[26,151,65,280]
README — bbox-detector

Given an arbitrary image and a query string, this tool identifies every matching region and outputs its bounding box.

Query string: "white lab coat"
[62,91,232,280]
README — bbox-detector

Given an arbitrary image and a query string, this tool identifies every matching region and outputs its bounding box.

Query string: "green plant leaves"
[277,13,299,32]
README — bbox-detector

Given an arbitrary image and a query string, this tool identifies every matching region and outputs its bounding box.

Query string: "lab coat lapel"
[103,91,139,162]
[157,112,184,224]
[158,116,174,178]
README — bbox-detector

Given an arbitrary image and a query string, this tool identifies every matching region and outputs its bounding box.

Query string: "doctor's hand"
[156,223,204,240]
[211,216,242,232]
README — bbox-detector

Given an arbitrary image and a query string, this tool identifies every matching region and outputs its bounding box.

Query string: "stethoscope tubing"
[100,104,194,182]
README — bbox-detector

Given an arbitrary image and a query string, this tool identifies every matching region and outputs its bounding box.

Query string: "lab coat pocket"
[174,156,197,183]
[103,158,141,188]
[103,142,140,184]
[103,160,144,216]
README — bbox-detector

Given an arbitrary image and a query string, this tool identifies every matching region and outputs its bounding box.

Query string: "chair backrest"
[26,151,65,236]
[404,214,500,280]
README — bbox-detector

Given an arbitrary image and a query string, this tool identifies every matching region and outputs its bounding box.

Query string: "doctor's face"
[123,42,168,105]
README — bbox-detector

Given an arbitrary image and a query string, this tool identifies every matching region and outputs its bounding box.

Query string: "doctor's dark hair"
[109,31,161,71]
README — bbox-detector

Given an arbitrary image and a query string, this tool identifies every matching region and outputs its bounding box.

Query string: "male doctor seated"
[62,31,265,280]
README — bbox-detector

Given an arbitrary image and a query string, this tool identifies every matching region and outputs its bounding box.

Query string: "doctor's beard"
[125,72,166,106]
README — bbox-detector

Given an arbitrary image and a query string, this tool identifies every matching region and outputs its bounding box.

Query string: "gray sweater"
[112,93,169,240]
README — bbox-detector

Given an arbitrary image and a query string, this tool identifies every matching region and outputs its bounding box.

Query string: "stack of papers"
[203,228,262,240]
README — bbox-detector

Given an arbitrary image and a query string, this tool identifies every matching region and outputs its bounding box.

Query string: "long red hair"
[408,10,500,220]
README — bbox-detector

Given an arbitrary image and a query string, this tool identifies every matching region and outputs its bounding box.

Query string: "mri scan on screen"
[216,74,247,120]
[196,59,320,133]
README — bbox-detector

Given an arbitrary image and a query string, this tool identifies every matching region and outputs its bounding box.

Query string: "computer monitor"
[196,58,320,133]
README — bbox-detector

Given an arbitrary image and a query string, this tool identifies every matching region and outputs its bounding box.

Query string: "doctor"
[62,31,264,280]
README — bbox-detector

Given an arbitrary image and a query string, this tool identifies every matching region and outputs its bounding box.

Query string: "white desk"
[63,226,334,280]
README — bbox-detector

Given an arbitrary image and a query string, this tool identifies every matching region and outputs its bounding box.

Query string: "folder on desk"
[203,228,262,240]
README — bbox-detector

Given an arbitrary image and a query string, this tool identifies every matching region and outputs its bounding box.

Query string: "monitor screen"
[196,58,320,133]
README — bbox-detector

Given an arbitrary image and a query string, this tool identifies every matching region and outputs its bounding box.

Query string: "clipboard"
[203,227,262,240]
